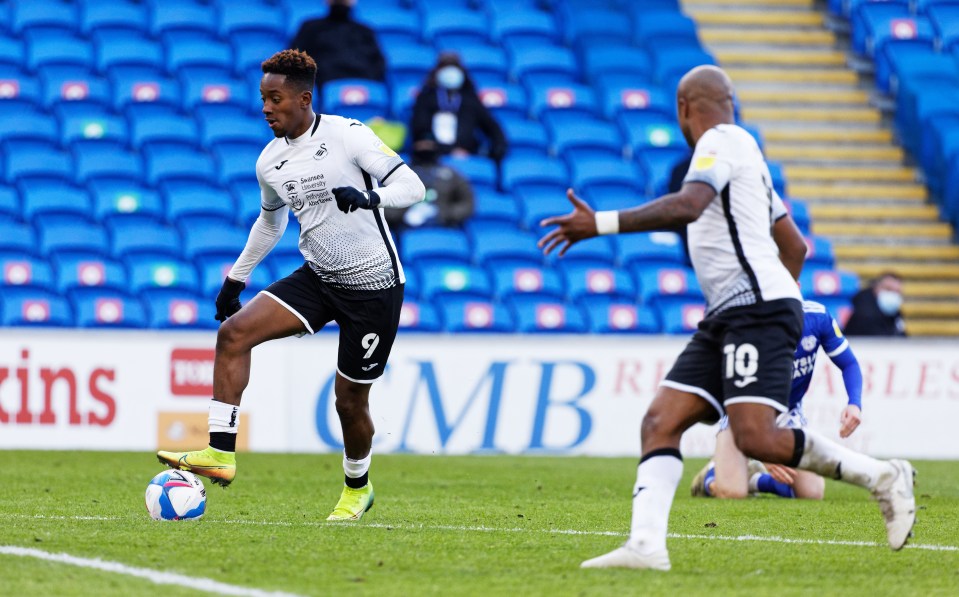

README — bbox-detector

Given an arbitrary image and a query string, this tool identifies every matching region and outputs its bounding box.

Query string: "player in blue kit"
[691,300,863,499]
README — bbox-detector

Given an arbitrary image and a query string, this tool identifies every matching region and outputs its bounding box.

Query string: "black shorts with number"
[662,298,802,422]
[262,264,404,383]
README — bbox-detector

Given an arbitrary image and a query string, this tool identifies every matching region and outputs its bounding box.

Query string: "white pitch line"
[9,513,959,553]
[0,545,306,597]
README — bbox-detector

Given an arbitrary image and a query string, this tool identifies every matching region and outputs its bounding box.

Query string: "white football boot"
[581,540,671,571]
[872,459,916,551]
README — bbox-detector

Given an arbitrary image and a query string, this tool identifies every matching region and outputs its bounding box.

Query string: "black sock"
[345,473,368,489]
[789,428,806,468]
[209,432,236,453]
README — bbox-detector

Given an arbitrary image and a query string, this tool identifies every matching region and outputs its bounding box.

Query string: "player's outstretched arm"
[772,213,807,280]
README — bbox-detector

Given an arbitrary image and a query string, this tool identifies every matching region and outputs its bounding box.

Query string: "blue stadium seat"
[472,227,544,267]
[388,75,422,122]
[53,253,129,293]
[498,116,549,155]
[653,296,707,334]
[501,156,569,191]
[0,221,38,255]
[444,155,498,189]
[899,87,959,157]
[516,185,576,231]
[397,299,442,332]
[929,5,959,50]
[784,198,811,234]
[4,141,73,182]
[562,262,637,301]
[569,158,644,196]
[181,221,249,260]
[0,66,42,105]
[453,44,509,83]
[550,236,619,266]
[109,218,183,258]
[179,66,250,111]
[547,119,625,159]
[212,141,263,186]
[0,104,58,144]
[218,0,285,38]
[634,265,703,304]
[616,231,687,269]
[163,34,234,73]
[321,79,390,122]
[21,180,93,222]
[599,81,672,120]
[58,104,128,145]
[491,262,565,300]
[108,66,181,110]
[422,9,490,45]
[508,296,588,333]
[231,31,286,76]
[95,30,166,72]
[11,1,79,34]
[402,263,421,300]
[72,140,144,184]
[420,261,493,300]
[563,8,633,47]
[0,35,24,69]
[870,15,935,59]
[283,1,328,38]
[511,45,580,86]
[490,9,559,45]
[637,147,690,196]
[383,43,437,82]
[0,253,55,291]
[650,46,716,92]
[581,46,653,86]
[925,115,959,197]
[0,186,17,221]
[805,235,836,268]
[632,11,700,50]
[127,255,200,293]
[143,141,216,185]
[230,177,263,226]
[80,0,149,36]
[161,180,237,226]
[800,268,860,300]
[477,83,529,118]
[436,296,516,333]
[400,228,472,264]
[470,188,521,225]
[582,297,662,334]
[70,288,148,328]
[818,297,854,329]
[142,288,218,330]
[355,6,421,45]
[128,105,198,147]
[39,66,110,110]
[0,288,74,327]
[196,255,272,299]
[854,3,913,55]
[199,110,267,147]
[37,218,110,256]
[150,0,219,38]
[26,29,93,71]
[267,252,306,282]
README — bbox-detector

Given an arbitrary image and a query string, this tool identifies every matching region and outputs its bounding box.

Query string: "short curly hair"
[262,49,316,93]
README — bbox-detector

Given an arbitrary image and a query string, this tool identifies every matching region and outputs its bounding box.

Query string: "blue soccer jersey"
[789,300,861,411]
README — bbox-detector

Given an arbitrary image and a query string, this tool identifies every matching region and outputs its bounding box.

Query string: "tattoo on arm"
[618,186,714,233]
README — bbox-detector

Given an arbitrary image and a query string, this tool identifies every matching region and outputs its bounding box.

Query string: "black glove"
[214,277,245,322]
[333,187,380,213]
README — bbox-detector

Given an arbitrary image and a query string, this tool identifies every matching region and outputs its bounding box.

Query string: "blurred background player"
[158,50,425,522]
[844,272,907,337]
[289,0,386,91]
[539,65,915,570]
[691,299,864,500]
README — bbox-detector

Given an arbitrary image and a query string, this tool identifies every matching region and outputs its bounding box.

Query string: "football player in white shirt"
[539,65,915,569]
[159,50,425,521]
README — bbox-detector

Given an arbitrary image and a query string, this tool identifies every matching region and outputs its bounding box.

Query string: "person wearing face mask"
[410,53,508,161]
[843,272,907,337]
[289,0,386,90]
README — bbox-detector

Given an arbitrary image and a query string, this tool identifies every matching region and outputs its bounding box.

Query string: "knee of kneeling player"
[712,480,749,499]
[796,475,826,500]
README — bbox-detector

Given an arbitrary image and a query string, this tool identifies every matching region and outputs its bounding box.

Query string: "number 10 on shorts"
[724,342,758,388]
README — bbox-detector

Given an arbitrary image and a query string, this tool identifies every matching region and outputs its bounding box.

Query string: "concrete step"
[716,49,845,66]
[742,106,880,123]
[834,244,959,260]
[699,28,836,45]
[765,144,903,162]
[846,262,959,279]
[725,68,858,85]
[901,301,959,318]
[785,165,917,182]
[737,88,868,104]
[901,319,959,336]
[789,183,927,201]
[814,222,953,239]
[903,281,959,298]
[809,204,941,221]
[762,128,892,143]
[690,10,824,27]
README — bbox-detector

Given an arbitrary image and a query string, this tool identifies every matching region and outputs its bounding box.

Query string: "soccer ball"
[145,470,207,521]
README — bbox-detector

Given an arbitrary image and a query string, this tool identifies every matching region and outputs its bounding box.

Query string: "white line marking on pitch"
[10,513,959,553]
[0,545,305,597]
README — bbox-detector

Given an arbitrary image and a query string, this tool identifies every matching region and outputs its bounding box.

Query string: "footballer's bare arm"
[618,182,715,233]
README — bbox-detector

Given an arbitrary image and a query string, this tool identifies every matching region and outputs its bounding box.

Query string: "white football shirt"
[683,124,802,314]
[256,114,407,290]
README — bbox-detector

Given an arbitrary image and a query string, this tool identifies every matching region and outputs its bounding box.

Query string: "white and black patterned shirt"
[683,124,802,314]
[256,114,408,290]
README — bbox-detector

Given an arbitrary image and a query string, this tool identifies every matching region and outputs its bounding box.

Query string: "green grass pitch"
[1,451,956,596]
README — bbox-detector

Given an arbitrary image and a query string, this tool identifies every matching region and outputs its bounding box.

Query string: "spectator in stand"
[410,52,507,161]
[289,0,386,90]
[385,141,474,232]
[844,272,907,337]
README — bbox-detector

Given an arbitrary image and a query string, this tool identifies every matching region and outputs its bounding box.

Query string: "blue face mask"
[876,290,902,316]
[436,66,464,90]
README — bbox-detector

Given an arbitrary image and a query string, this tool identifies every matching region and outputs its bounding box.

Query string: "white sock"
[797,429,894,491]
[343,451,371,479]
[628,451,683,554]
[208,401,239,435]
[748,473,762,493]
